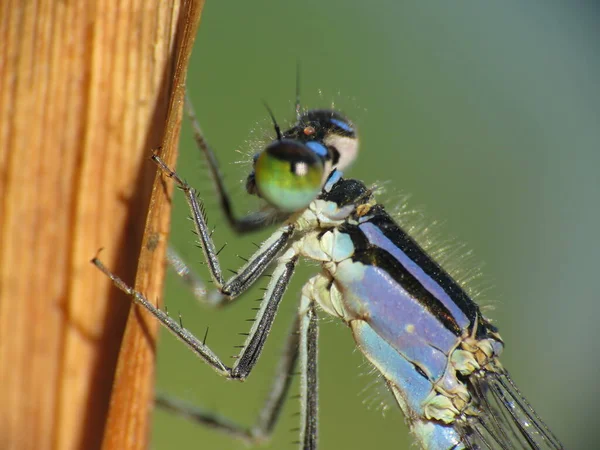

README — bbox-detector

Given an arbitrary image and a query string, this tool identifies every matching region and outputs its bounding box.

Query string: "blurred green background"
[154,2,599,449]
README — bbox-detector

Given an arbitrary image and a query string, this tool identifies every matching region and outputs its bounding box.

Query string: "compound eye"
[254,140,324,212]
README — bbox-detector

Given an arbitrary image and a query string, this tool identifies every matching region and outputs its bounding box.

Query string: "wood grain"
[0,1,204,449]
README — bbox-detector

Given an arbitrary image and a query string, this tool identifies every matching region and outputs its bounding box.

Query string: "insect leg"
[92,249,298,379]
[155,314,301,444]
[183,93,277,234]
[298,280,319,449]
[152,154,293,302]
[166,245,210,305]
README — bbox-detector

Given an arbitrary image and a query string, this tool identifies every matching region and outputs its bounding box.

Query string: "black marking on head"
[279,109,356,166]
[298,110,355,138]
[266,139,318,165]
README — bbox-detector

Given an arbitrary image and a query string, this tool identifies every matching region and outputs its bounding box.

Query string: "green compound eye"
[254,140,324,212]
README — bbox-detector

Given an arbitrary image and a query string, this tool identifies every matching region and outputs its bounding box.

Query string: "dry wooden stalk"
[0,1,204,449]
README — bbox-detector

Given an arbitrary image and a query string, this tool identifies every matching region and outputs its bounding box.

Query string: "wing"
[456,370,564,450]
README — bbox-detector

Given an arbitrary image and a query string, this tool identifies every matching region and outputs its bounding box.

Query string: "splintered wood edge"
[100,1,205,449]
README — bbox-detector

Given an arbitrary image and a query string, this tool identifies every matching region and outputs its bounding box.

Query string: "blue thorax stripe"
[339,208,480,336]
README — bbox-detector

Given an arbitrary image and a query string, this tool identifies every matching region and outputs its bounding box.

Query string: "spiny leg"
[166,245,209,305]
[92,249,298,379]
[174,94,292,308]
[298,283,319,449]
[183,92,280,234]
[93,152,305,440]
[167,245,235,309]
[152,153,293,305]
[154,290,319,448]
[155,314,301,444]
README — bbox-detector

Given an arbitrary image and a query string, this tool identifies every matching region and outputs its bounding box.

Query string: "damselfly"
[93,92,565,449]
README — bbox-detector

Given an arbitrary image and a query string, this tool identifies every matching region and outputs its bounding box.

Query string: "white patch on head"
[324,134,359,171]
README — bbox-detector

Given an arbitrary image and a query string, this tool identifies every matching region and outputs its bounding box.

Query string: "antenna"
[263,102,282,140]
[295,62,301,120]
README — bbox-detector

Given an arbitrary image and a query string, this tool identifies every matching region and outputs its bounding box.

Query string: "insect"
[93,91,565,449]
